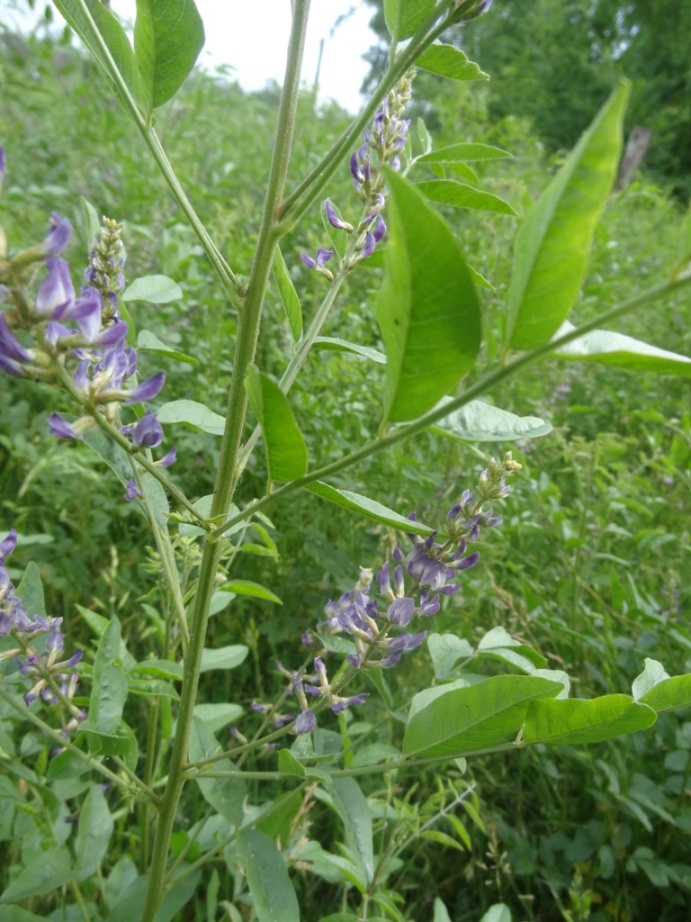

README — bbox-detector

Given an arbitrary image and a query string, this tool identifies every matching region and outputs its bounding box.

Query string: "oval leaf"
[237,829,300,922]
[306,481,434,536]
[134,0,205,110]
[122,274,182,303]
[416,180,516,216]
[273,246,303,341]
[432,397,552,442]
[523,695,657,746]
[157,399,226,435]
[506,82,630,350]
[329,777,375,885]
[137,329,198,366]
[418,143,510,164]
[314,337,386,364]
[376,168,482,424]
[384,0,435,40]
[189,717,245,825]
[199,645,249,673]
[639,675,691,714]
[417,43,488,81]
[553,320,691,376]
[245,365,308,483]
[193,703,243,734]
[74,786,114,879]
[403,675,563,758]
[223,580,282,604]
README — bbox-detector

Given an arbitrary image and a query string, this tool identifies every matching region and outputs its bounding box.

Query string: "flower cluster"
[0,148,174,500]
[0,530,84,734]
[300,71,415,278]
[288,453,521,733]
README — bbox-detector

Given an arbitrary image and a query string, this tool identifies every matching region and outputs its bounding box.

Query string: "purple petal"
[300,252,317,269]
[361,232,376,259]
[386,597,415,626]
[125,371,165,404]
[124,479,143,502]
[0,314,32,363]
[36,258,75,317]
[315,248,334,268]
[128,410,164,449]
[64,289,103,342]
[295,710,315,734]
[0,147,5,184]
[95,320,128,348]
[157,446,177,469]
[43,214,72,257]
[47,413,82,440]
[372,214,387,243]
[0,529,17,563]
[325,200,350,230]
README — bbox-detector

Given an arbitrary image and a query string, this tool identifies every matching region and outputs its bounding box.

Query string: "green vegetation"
[0,3,690,921]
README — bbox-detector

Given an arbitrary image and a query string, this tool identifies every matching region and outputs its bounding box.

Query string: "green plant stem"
[139,6,311,920]
[212,273,691,539]
[70,0,239,301]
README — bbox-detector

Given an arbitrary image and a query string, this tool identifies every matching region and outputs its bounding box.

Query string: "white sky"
[8,1,379,113]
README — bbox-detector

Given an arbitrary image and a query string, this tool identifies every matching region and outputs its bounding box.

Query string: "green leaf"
[278,749,305,777]
[273,246,303,341]
[122,274,182,303]
[329,777,375,884]
[403,675,562,758]
[314,337,386,364]
[417,43,489,81]
[427,633,474,680]
[134,0,204,110]
[223,580,282,604]
[639,675,691,714]
[52,0,147,112]
[81,617,128,737]
[137,330,198,366]
[416,180,516,215]
[127,677,179,699]
[632,657,670,701]
[418,143,510,164]
[256,789,305,845]
[74,786,114,879]
[306,481,434,536]
[157,398,226,435]
[245,365,309,483]
[188,717,245,825]
[476,626,546,671]
[432,397,552,442]
[0,845,73,903]
[479,905,512,922]
[199,645,249,673]
[193,703,243,734]
[523,695,657,746]
[376,168,482,424]
[384,0,435,40]
[107,871,201,922]
[553,320,691,376]
[433,898,453,922]
[131,659,184,681]
[506,82,630,350]
[75,605,136,669]
[80,195,101,243]
[237,829,300,922]
[16,562,46,618]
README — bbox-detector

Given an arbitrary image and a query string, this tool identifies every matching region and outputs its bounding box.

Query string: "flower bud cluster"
[0,150,174,501]
[0,530,84,734]
[288,454,520,733]
[300,71,415,278]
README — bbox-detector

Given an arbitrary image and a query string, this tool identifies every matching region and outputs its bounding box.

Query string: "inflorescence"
[300,70,415,279]
[280,453,521,734]
[0,147,174,502]
[0,530,84,735]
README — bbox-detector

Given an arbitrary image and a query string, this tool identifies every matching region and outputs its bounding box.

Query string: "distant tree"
[363,0,691,196]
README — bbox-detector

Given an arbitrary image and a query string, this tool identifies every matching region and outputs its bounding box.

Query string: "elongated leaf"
[553,320,691,376]
[273,247,302,341]
[74,786,114,879]
[434,898,453,922]
[639,675,691,713]
[329,777,375,884]
[131,659,184,681]
[384,0,435,40]
[137,330,198,366]
[418,143,510,164]
[523,695,656,745]
[134,0,204,111]
[52,0,147,111]
[157,398,225,435]
[403,675,562,758]
[306,481,434,536]
[432,397,552,442]
[506,82,630,350]
[0,846,73,903]
[416,180,516,216]
[193,703,243,734]
[122,274,182,303]
[314,336,386,364]
[237,829,300,922]
[199,645,248,673]
[245,365,308,482]
[417,43,488,81]
[107,871,201,922]
[376,168,481,424]
[82,617,128,737]
[188,717,245,825]
[480,905,512,922]
[16,562,46,618]
[223,580,282,604]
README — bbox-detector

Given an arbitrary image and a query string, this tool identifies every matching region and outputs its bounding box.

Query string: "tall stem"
[139,4,311,919]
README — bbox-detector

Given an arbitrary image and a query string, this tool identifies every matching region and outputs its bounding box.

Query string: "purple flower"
[0,147,5,185]
[123,410,164,449]
[325,200,353,232]
[157,446,177,469]
[300,247,334,271]
[124,479,143,502]
[386,597,415,626]
[47,413,82,441]
[0,529,17,564]
[0,314,33,375]
[124,371,166,405]
[295,710,315,734]
[43,214,72,257]
[36,258,75,317]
